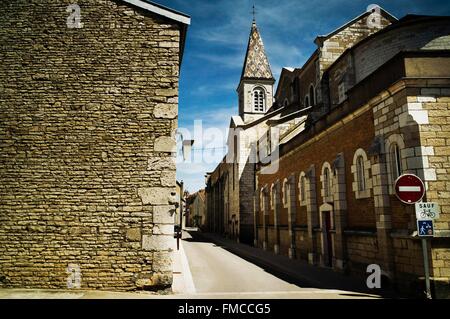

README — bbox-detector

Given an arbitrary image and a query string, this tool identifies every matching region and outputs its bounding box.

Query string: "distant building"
[187,190,207,229]
[0,0,190,291]
[206,6,450,297]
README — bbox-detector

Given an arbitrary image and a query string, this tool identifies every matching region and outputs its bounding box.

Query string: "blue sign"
[417,220,434,237]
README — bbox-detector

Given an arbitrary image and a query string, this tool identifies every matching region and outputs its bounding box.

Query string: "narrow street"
[180,230,382,299]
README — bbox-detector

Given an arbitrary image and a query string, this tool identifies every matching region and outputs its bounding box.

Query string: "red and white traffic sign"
[395,174,425,204]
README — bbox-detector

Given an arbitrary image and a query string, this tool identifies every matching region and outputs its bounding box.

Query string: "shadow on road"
[182,232,222,246]
[183,230,398,299]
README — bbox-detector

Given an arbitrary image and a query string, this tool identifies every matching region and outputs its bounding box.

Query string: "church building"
[206,5,450,297]
[206,18,277,244]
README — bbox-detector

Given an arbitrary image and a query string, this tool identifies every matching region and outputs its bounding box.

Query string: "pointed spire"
[240,18,274,82]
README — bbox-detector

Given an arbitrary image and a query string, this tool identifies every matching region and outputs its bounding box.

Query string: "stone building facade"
[254,14,450,297]
[0,0,190,291]
[206,20,276,244]
[204,5,450,297]
[186,189,206,229]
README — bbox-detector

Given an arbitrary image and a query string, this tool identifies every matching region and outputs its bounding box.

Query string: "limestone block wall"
[0,0,181,290]
[345,233,380,275]
[413,84,450,284]
[319,13,392,75]
[371,78,450,293]
[392,237,424,276]
[354,20,450,83]
[294,228,309,260]
[236,123,268,243]
[279,227,290,256]
[415,86,450,234]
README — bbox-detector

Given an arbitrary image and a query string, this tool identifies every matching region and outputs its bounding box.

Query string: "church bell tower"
[237,17,275,124]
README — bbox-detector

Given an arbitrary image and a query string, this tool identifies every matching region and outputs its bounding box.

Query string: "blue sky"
[154,0,450,193]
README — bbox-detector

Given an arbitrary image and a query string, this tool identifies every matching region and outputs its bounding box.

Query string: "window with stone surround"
[253,87,265,112]
[351,148,372,199]
[260,186,267,213]
[298,171,307,206]
[357,157,365,190]
[390,144,402,180]
[320,162,333,203]
[385,134,406,194]
[270,182,278,210]
[324,168,331,197]
[282,178,289,208]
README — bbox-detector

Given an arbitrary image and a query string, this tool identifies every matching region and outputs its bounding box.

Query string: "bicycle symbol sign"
[415,202,440,221]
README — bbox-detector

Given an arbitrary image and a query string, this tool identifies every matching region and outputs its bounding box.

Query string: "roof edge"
[121,0,191,25]
[314,6,397,46]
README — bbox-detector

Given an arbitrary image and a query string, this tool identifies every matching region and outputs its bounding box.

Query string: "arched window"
[270,183,276,209]
[300,175,306,202]
[321,162,333,202]
[304,96,310,108]
[352,148,371,199]
[300,176,306,201]
[385,134,406,194]
[282,178,289,208]
[324,167,331,198]
[309,85,315,106]
[298,172,307,206]
[253,88,265,112]
[356,156,365,191]
[390,143,402,181]
[260,187,266,213]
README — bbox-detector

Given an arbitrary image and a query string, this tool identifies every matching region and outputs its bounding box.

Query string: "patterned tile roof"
[241,21,274,81]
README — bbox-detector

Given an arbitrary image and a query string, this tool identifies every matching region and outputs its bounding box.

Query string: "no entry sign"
[395,174,425,204]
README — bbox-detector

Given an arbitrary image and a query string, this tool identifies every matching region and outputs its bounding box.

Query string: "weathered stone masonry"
[0,0,189,291]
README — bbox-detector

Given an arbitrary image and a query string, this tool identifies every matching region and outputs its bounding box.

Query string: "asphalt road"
[181,231,381,299]
[0,230,381,299]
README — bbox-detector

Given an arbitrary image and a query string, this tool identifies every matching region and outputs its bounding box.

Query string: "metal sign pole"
[421,238,432,299]
[180,181,184,238]
[397,174,434,299]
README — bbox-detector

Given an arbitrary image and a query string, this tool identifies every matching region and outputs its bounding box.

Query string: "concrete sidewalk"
[172,234,196,294]
[196,232,393,298]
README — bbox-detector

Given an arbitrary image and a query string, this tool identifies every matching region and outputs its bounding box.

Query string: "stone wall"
[319,12,392,75]
[345,233,380,274]
[257,106,376,231]
[354,20,450,83]
[255,73,450,294]
[0,0,181,291]
[365,75,450,294]
[414,83,450,296]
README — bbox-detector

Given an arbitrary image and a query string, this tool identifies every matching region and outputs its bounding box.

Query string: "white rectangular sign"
[415,202,440,220]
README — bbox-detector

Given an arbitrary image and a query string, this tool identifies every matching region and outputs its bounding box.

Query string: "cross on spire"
[252,5,256,23]
[240,7,274,82]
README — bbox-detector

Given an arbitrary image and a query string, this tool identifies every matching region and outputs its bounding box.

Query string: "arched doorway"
[319,203,334,267]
